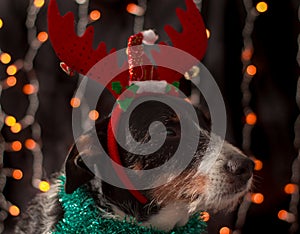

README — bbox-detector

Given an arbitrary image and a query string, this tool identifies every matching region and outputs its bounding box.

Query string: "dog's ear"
[64,144,95,194]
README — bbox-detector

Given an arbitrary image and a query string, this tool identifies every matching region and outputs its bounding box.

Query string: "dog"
[14,92,254,233]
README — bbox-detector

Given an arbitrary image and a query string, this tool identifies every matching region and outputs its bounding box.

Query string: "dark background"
[0,0,299,233]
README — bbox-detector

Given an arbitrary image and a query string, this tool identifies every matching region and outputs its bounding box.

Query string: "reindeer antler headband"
[48,0,208,204]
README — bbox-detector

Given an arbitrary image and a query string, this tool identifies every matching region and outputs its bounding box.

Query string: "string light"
[253,158,263,171]
[70,97,81,108]
[0,0,46,227]
[200,211,210,222]
[284,183,298,195]
[0,18,3,29]
[25,139,37,150]
[127,3,145,17]
[206,29,211,39]
[234,0,261,232]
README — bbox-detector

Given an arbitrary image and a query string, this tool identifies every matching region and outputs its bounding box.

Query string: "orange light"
[278,210,288,220]
[39,181,50,192]
[256,2,268,13]
[12,169,23,180]
[5,116,16,127]
[0,52,11,64]
[245,112,257,125]
[219,226,231,234]
[34,0,45,8]
[6,76,17,87]
[25,139,37,150]
[206,29,211,39]
[89,10,101,21]
[126,3,145,16]
[11,141,22,151]
[253,159,263,171]
[284,183,298,194]
[70,97,81,108]
[200,211,210,222]
[89,110,100,121]
[251,193,264,204]
[37,31,48,43]
[6,65,17,76]
[246,65,257,76]
[9,205,20,216]
[241,48,253,61]
[0,18,3,29]
[23,84,36,95]
[11,123,22,133]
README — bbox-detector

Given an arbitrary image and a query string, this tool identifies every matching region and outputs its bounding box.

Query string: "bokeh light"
[5,116,16,127]
[11,141,22,151]
[0,18,3,29]
[88,110,99,121]
[219,226,231,234]
[8,205,20,216]
[251,193,264,204]
[256,2,268,13]
[89,10,101,21]
[245,112,257,125]
[34,0,45,8]
[246,65,257,76]
[284,183,298,194]
[39,181,50,192]
[37,31,48,43]
[25,139,37,150]
[200,211,210,222]
[11,123,22,133]
[127,3,145,16]
[23,84,36,95]
[0,53,11,64]
[6,76,17,87]
[12,169,23,180]
[206,29,211,39]
[6,65,17,76]
[70,97,81,108]
[253,159,263,171]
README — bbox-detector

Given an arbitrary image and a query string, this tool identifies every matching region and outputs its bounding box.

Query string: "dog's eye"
[166,128,176,136]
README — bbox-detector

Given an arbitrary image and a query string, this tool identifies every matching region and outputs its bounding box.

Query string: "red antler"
[154,0,208,83]
[47,0,129,98]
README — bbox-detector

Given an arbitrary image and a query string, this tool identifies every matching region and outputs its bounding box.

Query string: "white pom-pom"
[141,29,158,45]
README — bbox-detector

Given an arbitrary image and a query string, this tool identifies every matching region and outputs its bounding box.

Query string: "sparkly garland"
[53,176,207,234]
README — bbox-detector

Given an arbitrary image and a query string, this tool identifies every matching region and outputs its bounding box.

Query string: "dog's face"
[64,94,254,231]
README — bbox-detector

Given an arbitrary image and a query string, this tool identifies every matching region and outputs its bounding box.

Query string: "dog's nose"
[224,155,254,181]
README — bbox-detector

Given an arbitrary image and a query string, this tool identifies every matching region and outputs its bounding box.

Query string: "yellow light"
[0,18,3,29]
[37,31,48,43]
[70,97,81,108]
[206,29,211,39]
[9,205,20,216]
[219,226,231,234]
[245,112,257,125]
[5,116,16,127]
[12,169,23,180]
[6,65,17,76]
[11,123,22,133]
[25,139,37,150]
[6,76,17,87]
[284,183,298,194]
[11,141,22,151]
[89,10,101,21]
[253,159,263,171]
[34,0,45,8]
[23,84,36,95]
[246,65,257,76]
[251,193,264,204]
[0,53,11,64]
[256,2,268,13]
[39,181,50,192]
[200,211,210,222]
[89,110,100,121]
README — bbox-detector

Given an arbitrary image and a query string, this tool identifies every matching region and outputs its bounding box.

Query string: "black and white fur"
[14,95,254,233]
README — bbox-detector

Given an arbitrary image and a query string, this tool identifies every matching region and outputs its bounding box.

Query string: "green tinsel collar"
[53,176,207,234]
